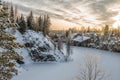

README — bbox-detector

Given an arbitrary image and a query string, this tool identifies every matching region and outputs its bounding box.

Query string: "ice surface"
[12,46,120,80]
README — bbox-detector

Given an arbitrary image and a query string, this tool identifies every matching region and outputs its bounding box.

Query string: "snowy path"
[12,47,120,80]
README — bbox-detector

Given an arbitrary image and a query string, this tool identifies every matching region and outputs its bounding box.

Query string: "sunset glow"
[4,0,120,30]
[112,15,120,29]
[113,21,120,29]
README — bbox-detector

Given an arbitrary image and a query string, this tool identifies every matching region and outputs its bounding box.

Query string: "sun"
[112,21,120,29]
[112,14,120,29]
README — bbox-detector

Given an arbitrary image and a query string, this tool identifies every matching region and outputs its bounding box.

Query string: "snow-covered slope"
[14,30,31,64]
[23,30,65,62]
[14,30,65,63]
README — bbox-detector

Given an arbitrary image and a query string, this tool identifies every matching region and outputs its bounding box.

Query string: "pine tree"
[14,6,18,22]
[0,2,23,80]
[16,17,19,23]
[0,1,8,17]
[43,14,51,36]
[33,17,39,31]
[87,26,90,32]
[10,4,14,23]
[117,26,120,37]
[104,25,109,40]
[0,0,2,5]
[38,15,43,31]
[104,25,109,36]
[27,11,35,30]
[18,14,27,34]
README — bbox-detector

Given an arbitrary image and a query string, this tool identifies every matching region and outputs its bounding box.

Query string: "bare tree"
[65,30,72,61]
[77,54,109,80]
[57,36,63,51]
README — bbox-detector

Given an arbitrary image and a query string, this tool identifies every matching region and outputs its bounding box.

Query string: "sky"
[4,0,120,29]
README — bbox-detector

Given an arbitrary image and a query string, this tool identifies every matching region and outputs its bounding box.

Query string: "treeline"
[9,4,51,36]
[70,25,120,52]
[69,25,120,37]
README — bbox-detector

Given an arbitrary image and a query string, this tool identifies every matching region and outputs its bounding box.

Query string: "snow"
[13,30,32,64]
[0,47,5,52]
[23,30,65,62]
[14,29,25,44]
[73,36,90,42]
[23,30,54,50]
[12,46,120,80]
[71,33,78,38]
[10,29,65,63]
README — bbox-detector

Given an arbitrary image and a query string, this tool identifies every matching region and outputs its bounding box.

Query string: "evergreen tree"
[0,3,23,80]
[87,26,90,32]
[38,15,43,31]
[0,1,8,17]
[27,11,35,30]
[18,14,27,34]
[43,14,51,36]
[0,0,2,5]
[10,4,14,23]
[34,17,39,31]
[16,17,19,24]
[117,26,120,37]
[104,25,109,36]
[14,6,18,22]
[104,25,109,40]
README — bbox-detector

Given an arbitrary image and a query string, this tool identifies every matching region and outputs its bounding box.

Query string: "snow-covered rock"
[23,30,65,62]
[13,30,65,63]
[13,30,65,64]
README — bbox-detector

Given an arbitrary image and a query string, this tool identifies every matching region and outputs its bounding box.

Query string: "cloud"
[5,0,120,26]
[86,0,119,24]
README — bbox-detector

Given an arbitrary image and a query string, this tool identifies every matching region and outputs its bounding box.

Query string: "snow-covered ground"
[12,46,120,80]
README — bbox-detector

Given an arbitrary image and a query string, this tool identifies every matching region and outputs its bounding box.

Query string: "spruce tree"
[18,14,27,34]
[27,11,35,30]
[0,2,23,80]
[38,15,43,31]
[43,14,51,36]
[0,0,2,5]
[104,25,109,36]
[104,25,109,40]
[10,5,14,23]
[14,6,18,21]
[16,17,19,24]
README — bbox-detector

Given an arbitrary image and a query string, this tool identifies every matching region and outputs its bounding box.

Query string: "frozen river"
[12,46,120,80]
